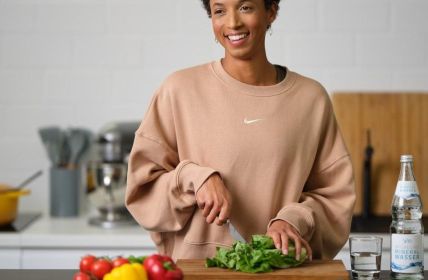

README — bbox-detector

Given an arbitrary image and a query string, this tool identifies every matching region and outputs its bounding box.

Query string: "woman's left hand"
[266,220,313,261]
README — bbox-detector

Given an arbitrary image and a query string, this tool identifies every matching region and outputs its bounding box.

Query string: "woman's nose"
[226,11,242,29]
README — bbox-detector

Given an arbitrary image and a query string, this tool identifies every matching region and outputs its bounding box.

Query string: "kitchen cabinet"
[0,214,157,269]
[0,234,21,269]
[332,93,428,216]
[0,249,20,269]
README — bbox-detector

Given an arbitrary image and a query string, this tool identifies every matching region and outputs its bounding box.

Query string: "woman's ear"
[267,2,279,26]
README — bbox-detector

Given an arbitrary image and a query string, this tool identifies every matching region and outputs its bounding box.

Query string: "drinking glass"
[349,236,382,279]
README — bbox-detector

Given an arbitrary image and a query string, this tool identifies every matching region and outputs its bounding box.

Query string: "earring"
[268,26,273,36]
[215,37,219,43]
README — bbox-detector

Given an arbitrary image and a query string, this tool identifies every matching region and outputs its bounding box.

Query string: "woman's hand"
[195,174,232,226]
[266,220,313,261]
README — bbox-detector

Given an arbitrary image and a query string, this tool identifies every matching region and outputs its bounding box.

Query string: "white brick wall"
[0,0,427,213]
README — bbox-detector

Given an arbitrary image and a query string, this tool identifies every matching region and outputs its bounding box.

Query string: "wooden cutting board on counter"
[176,259,348,279]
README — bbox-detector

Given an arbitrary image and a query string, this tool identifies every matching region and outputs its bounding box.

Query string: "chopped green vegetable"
[205,235,307,273]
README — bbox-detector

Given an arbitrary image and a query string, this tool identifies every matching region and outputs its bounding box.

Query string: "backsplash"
[0,0,427,214]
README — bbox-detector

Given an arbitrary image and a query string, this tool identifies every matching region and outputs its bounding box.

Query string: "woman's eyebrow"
[211,0,254,10]
[211,1,224,7]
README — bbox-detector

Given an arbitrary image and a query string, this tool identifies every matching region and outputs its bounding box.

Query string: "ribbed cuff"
[267,204,315,240]
[177,161,218,194]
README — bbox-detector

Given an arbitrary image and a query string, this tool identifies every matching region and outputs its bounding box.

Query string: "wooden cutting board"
[176,259,348,280]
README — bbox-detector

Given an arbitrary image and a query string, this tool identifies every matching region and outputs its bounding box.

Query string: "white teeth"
[227,33,248,41]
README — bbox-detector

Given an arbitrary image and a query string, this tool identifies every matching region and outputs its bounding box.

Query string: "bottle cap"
[400,154,413,163]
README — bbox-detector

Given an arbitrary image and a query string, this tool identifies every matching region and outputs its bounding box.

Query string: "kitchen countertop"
[0,212,156,249]
[0,269,427,280]
[2,213,428,271]
[3,213,428,251]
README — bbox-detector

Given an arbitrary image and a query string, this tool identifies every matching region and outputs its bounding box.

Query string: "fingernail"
[283,249,288,255]
[275,243,280,249]
[296,254,300,260]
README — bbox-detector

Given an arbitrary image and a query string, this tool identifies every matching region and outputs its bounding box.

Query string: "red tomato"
[73,271,91,280]
[90,258,113,280]
[144,254,183,280]
[79,255,97,274]
[112,256,129,268]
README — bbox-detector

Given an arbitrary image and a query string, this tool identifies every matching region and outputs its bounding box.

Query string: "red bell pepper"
[143,254,183,280]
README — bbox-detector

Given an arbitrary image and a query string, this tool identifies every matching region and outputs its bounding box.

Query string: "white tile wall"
[320,0,390,32]
[0,0,427,214]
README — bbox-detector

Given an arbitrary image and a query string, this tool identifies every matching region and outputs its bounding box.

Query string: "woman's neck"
[221,55,277,86]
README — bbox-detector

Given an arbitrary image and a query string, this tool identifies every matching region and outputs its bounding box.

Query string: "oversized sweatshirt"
[126,60,356,260]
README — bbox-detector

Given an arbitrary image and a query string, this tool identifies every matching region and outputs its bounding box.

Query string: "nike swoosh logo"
[244,118,263,124]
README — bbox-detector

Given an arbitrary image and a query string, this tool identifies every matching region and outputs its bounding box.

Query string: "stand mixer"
[87,121,140,228]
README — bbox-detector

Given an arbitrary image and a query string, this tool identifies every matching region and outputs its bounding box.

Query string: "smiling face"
[210,0,277,62]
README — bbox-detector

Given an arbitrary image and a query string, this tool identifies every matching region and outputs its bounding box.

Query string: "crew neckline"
[210,60,296,97]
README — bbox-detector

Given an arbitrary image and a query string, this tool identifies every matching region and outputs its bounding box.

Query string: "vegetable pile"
[73,254,183,280]
[206,235,307,273]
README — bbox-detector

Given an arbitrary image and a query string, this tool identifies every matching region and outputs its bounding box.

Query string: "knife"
[228,220,246,243]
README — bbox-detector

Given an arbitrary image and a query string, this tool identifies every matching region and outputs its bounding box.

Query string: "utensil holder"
[50,167,80,217]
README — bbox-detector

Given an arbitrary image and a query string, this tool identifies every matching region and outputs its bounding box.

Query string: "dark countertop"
[0,269,75,280]
[0,270,427,279]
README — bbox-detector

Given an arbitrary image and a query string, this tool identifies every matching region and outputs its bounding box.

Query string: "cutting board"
[332,92,428,215]
[176,259,348,280]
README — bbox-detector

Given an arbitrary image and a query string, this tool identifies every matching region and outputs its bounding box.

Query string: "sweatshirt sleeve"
[269,92,356,259]
[125,87,218,233]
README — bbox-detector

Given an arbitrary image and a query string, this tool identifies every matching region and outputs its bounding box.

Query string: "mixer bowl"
[88,162,127,210]
[87,162,137,228]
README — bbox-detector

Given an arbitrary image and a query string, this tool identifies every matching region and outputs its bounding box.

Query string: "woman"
[126,0,355,261]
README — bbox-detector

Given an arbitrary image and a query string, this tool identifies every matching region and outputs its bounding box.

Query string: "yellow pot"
[0,185,30,225]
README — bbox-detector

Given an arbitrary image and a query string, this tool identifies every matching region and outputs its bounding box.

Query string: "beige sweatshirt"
[126,61,356,260]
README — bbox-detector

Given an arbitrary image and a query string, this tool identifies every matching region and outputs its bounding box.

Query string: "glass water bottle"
[390,155,424,279]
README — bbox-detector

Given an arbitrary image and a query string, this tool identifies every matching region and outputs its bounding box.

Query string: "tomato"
[73,271,91,280]
[79,255,97,274]
[90,258,113,280]
[143,254,183,280]
[112,256,130,268]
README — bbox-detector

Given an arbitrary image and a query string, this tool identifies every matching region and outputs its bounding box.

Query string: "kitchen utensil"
[74,129,92,165]
[176,259,348,279]
[0,170,42,194]
[59,130,70,167]
[38,126,64,166]
[228,220,246,243]
[68,128,88,167]
[0,186,30,225]
[16,170,43,189]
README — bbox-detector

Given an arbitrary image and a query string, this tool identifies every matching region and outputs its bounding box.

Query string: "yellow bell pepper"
[103,263,147,280]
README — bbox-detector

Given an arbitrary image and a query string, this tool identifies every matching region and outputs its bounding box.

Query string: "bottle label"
[394,181,419,199]
[391,234,423,273]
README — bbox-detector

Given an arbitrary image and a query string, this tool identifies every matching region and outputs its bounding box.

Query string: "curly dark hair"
[200,0,281,18]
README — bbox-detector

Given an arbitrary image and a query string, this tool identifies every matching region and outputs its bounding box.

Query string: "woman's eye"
[240,5,252,12]
[213,9,224,16]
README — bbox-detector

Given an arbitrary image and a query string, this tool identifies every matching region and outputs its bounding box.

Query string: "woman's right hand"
[195,173,232,226]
